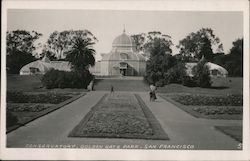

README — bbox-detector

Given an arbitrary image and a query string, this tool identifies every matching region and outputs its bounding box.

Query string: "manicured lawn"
[7,74,87,93]
[157,77,243,95]
[69,93,169,140]
[215,126,242,143]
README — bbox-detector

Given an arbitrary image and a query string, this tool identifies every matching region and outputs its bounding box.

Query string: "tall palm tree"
[66,37,95,72]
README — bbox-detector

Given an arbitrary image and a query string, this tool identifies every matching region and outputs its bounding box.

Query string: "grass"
[69,93,169,140]
[7,74,87,93]
[215,126,242,142]
[157,77,243,95]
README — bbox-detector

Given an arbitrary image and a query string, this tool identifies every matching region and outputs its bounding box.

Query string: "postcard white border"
[1,0,249,160]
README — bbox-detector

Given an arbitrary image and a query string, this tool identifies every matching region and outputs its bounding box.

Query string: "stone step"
[93,79,149,91]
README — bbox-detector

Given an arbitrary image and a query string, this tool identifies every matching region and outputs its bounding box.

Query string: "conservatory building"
[90,30,146,76]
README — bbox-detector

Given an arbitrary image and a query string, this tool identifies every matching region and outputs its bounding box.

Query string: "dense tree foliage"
[192,58,211,88]
[7,30,42,54]
[41,69,93,89]
[44,30,98,59]
[212,38,243,77]
[177,28,223,62]
[141,32,182,85]
[42,30,97,89]
[7,51,37,74]
[131,31,172,58]
[6,30,42,74]
[39,50,57,61]
[66,37,96,72]
[226,38,243,76]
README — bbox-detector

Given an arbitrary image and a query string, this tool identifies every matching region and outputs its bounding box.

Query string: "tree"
[7,51,37,74]
[131,31,172,58]
[7,30,42,54]
[65,37,96,72]
[144,32,174,85]
[42,33,97,89]
[177,28,223,62]
[45,30,98,59]
[6,30,42,74]
[192,58,211,88]
[224,38,243,77]
[131,33,146,51]
[40,49,57,61]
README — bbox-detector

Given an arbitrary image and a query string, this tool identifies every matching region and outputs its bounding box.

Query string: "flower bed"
[192,106,242,115]
[69,93,169,140]
[7,91,72,104]
[160,94,243,120]
[7,103,52,112]
[172,94,243,106]
[83,111,153,135]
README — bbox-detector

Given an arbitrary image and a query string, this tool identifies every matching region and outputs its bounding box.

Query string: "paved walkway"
[7,91,241,150]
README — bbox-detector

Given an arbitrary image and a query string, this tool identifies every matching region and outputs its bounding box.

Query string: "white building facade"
[90,30,146,76]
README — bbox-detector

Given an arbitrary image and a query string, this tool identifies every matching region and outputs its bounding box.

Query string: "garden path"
[7,91,241,150]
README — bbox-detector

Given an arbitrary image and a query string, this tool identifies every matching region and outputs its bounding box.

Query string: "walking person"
[110,85,114,96]
[149,84,157,102]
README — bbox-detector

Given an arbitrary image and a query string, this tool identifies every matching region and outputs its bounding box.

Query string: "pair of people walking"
[149,84,157,102]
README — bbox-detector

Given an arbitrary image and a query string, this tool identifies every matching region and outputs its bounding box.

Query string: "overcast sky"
[7,10,243,60]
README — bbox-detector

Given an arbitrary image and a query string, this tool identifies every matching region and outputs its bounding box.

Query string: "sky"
[7,9,243,60]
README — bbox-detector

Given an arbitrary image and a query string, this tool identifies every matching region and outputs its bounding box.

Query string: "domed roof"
[19,60,53,75]
[112,30,136,47]
[102,51,146,62]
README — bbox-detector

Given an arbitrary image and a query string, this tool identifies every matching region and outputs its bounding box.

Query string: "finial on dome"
[123,24,126,33]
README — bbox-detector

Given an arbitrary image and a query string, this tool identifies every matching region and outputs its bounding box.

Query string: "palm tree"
[66,37,95,73]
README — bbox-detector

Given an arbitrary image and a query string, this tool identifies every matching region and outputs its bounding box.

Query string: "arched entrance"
[119,62,128,76]
[112,62,135,76]
[119,62,135,76]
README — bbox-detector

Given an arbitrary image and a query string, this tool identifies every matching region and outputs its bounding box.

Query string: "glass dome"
[112,30,136,48]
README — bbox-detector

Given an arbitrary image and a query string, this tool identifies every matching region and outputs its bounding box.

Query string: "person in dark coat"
[110,85,114,96]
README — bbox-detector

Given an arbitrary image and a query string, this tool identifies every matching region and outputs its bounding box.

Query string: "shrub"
[182,76,197,87]
[192,60,211,88]
[7,111,18,127]
[41,69,93,89]
[164,62,186,84]
[155,79,165,87]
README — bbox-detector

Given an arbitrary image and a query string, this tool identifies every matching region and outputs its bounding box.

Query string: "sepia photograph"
[1,0,249,160]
